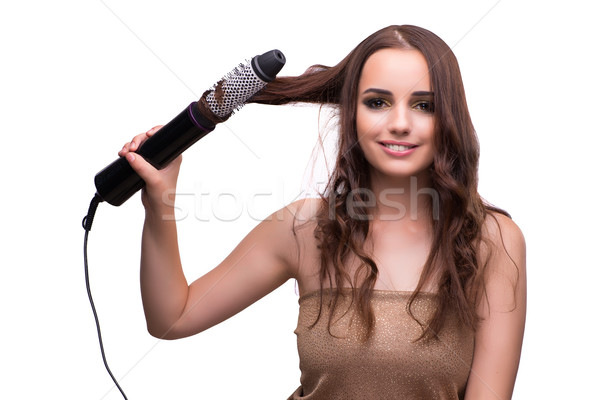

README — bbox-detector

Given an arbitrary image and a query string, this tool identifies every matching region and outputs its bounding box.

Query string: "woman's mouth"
[382,143,415,152]
[379,142,418,156]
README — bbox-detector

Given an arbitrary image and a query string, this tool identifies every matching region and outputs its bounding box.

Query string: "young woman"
[119,25,526,400]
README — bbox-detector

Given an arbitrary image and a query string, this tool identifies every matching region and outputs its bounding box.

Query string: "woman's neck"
[366,168,437,226]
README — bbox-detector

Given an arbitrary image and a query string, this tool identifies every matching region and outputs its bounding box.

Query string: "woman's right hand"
[118,125,182,211]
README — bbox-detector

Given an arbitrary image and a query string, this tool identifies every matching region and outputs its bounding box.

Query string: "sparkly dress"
[287,289,474,400]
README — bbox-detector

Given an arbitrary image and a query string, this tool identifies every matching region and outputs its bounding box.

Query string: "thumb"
[125,152,159,186]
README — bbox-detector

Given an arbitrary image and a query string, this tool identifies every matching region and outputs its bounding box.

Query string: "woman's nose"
[387,104,411,136]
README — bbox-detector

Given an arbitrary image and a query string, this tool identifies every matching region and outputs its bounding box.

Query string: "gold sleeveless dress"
[287,289,474,400]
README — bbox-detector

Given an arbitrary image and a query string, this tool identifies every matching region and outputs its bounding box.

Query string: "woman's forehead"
[359,48,431,94]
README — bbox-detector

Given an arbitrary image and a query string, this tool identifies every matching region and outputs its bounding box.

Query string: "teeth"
[384,144,412,152]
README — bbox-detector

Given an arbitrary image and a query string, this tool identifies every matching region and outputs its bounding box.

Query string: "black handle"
[94,102,215,206]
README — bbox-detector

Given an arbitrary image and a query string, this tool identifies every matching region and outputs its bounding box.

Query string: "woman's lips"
[379,141,418,156]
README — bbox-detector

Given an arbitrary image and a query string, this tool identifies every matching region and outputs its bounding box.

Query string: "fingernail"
[126,153,135,162]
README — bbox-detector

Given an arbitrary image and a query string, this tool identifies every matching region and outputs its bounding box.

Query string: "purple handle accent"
[187,102,212,132]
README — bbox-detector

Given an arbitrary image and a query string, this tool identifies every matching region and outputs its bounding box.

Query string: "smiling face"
[356,48,435,185]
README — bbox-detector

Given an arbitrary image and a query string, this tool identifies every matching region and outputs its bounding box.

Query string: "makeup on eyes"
[361,88,434,112]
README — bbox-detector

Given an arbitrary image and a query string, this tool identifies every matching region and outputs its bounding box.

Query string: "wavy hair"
[250,25,509,341]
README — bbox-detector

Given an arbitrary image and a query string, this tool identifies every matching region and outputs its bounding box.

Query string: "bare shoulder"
[479,210,527,313]
[278,196,324,221]
[263,197,323,274]
[262,197,322,231]
[481,211,526,267]
[268,196,323,237]
[482,211,526,251]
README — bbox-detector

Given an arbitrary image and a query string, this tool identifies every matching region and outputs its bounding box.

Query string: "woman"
[119,25,526,399]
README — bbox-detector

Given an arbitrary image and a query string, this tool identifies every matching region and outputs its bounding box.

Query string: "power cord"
[83,194,128,399]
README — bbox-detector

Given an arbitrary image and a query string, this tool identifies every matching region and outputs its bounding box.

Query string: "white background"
[1,0,598,399]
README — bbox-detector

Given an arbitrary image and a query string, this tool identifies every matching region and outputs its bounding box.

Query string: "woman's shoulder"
[482,211,526,254]
[480,210,526,291]
[288,196,324,218]
[255,197,323,269]
[268,196,324,227]
[267,197,324,285]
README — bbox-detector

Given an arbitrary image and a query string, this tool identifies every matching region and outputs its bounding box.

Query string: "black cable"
[83,194,128,400]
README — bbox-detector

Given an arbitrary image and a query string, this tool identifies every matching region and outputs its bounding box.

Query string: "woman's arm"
[121,127,302,339]
[464,213,527,400]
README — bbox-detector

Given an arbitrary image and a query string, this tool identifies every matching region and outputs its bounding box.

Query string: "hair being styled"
[250,25,510,341]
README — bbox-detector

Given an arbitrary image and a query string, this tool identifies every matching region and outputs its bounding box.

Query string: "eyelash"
[363,98,434,113]
[364,98,390,109]
[413,100,434,113]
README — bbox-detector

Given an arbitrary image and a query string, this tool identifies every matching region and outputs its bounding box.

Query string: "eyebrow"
[362,88,434,97]
[412,90,434,97]
[363,88,393,96]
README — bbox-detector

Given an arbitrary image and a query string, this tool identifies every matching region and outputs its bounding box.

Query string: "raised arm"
[464,213,527,400]
[121,127,302,339]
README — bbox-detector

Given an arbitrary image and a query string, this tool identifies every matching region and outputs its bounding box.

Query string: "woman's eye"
[364,98,390,109]
[413,101,434,113]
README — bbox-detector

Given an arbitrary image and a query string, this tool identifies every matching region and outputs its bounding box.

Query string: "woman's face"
[356,48,435,183]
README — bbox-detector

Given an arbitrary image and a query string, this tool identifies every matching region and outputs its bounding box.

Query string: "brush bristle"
[203,59,268,119]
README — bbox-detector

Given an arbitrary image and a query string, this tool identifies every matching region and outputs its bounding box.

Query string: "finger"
[133,126,161,149]
[146,125,163,137]
[118,126,163,157]
[125,152,159,186]
[131,131,151,151]
[118,142,131,157]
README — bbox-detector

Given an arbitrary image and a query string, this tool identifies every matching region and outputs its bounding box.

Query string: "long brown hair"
[250,25,509,341]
